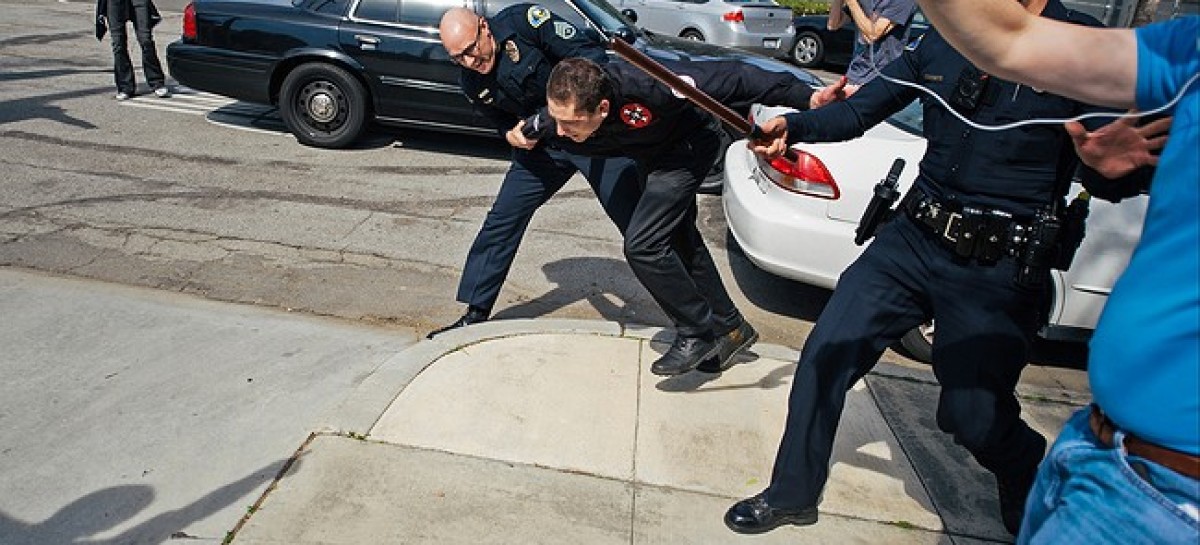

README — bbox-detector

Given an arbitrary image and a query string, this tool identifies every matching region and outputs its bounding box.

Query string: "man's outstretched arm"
[915,0,1137,108]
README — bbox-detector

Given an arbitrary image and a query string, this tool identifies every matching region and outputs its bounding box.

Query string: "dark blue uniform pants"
[624,126,741,338]
[456,145,640,312]
[765,215,1047,509]
[107,0,165,95]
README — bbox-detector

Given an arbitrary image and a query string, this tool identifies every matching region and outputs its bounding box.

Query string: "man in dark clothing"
[723,0,1143,536]
[429,5,642,339]
[96,0,168,100]
[543,56,846,375]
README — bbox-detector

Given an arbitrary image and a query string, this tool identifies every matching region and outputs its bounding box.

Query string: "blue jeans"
[1020,407,1200,544]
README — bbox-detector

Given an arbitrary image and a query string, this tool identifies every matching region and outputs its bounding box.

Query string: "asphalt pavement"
[0,266,1093,544]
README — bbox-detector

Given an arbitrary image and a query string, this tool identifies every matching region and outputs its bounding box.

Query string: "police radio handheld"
[520,110,554,140]
[855,158,906,246]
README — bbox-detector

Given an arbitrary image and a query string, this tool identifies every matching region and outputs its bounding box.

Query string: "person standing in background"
[828,0,917,90]
[96,0,170,100]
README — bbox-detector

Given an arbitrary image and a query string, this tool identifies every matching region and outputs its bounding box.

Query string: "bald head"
[439,7,478,44]
[439,7,495,73]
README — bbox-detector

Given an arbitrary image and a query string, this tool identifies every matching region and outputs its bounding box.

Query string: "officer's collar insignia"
[476,88,494,103]
[504,40,520,63]
[553,21,576,40]
[619,103,653,128]
[527,5,551,28]
[904,34,924,51]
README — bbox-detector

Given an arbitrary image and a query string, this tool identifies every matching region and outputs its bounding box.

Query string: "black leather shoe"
[426,306,489,339]
[650,334,717,376]
[697,320,759,373]
[725,492,817,534]
[996,434,1047,535]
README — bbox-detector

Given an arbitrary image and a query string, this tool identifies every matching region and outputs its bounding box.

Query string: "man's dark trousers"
[623,126,741,339]
[456,145,640,313]
[107,0,165,95]
[765,216,1048,509]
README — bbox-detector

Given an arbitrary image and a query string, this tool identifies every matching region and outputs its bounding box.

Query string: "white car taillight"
[757,148,841,199]
[183,3,197,40]
[722,10,745,23]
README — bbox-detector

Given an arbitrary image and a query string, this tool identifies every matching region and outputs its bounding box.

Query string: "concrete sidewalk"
[229,320,1087,545]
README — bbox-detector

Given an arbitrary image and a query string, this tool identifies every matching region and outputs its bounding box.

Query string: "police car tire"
[791,32,824,68]
[279,63,369,149]
[899,322,934,363]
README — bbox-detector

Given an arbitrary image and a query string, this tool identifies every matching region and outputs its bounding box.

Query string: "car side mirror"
[620,8,638,23]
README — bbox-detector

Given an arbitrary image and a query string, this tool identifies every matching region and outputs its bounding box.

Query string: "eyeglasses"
[449,19,485,65]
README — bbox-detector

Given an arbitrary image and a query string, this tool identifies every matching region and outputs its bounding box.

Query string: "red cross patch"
[619,103,653,128]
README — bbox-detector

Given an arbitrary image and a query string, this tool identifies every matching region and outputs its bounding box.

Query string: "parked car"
[166,0,820,150]
[614,0,794,59]
[722,102,1148,360]
[788,9,929,68]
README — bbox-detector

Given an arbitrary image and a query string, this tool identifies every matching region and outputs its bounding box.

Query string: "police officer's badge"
[504,40,520,63]
[527,5,551,28]
[620,103,653,128]
[553,21,576,40]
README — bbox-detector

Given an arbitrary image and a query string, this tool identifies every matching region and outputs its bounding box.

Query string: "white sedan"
[722,102,1148,360]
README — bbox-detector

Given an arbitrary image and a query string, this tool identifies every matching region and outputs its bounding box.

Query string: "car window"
[354,0,398,22]
[302,0,352,15]
[398,0,462,27]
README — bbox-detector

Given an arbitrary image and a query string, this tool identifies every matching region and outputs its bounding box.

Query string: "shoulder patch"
[619,103,653,128]
[527,5,551,28]
[553,20,576,40]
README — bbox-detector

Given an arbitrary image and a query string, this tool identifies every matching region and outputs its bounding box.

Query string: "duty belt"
[902,190,1029,262]
[1089,404,1200,480]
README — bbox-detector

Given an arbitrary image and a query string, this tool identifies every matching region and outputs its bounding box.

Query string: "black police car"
[166,0,822,149]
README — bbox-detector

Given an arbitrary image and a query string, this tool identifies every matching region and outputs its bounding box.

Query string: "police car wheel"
[791,32,824,68]
[279,63,369,149]
[899,321,934,363]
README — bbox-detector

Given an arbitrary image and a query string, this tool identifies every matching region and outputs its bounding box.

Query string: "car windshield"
[568,0,639,37]
[884,100,922,136]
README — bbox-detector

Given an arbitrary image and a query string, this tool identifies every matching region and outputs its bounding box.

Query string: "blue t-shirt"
[844,0,917,85]
[1089,16,1200,455]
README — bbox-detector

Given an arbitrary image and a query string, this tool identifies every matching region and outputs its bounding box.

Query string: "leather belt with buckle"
[902,190,1026,262]
[1089,404,1200,480]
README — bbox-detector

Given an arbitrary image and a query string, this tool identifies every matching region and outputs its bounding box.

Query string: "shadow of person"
[0,87,105,129]
[0,457,298,544]
[0,485,153,545]
[492,256,668,326]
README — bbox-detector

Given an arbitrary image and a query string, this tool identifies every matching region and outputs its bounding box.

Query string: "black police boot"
[725,491,818,534]
[996,434,1047,535]
[426,306,489,339]
[650,333,718,376]
[697,320,759,373]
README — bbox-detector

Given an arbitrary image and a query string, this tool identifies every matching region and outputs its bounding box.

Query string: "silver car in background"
[615,0,795,58]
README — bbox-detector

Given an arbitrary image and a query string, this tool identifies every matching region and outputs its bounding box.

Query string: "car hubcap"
[796,39,817,62]
[298,80,345,130]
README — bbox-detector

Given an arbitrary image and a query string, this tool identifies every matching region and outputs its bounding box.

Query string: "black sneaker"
[725,491,817,534]
[996,435,1047,535]
[650,334,717,376]
[697,320,759,373]
[426,306,489,339]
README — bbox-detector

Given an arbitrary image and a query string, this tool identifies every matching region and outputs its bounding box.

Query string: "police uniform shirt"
[460,4,608,135]
[579,59,817,161]
[783,0,1106,216]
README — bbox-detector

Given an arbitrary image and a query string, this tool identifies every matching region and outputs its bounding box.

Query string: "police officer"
[429,5,640,337]
[543,57,847,375]
[722,0,1143,536]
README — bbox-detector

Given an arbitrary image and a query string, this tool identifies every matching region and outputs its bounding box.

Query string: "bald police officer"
[430,4,640,337]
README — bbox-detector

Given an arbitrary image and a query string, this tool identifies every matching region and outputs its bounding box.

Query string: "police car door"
[340,0,482,130]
